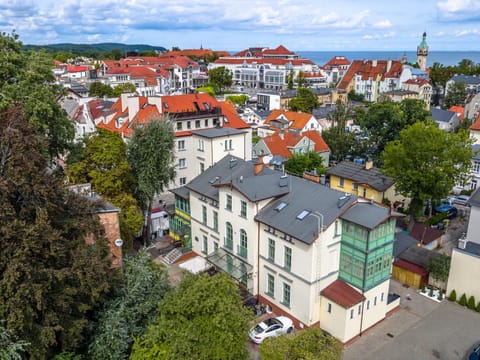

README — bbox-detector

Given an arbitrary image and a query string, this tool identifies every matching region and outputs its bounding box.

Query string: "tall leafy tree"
[382,122,473,220]
[0,32,74,159]
[127,118,176,244]
[67,129,143,247]
[0,106,112,359]
[288,88,319,113]
[208,66,233,93]
[0,322,29,360]
[111,83,137,97]
[89,250,171,359]
[442,82,468,109]
[131,272,252,360]
[89,81,114,97]
[284,151,326,177]
[259,327,342,360]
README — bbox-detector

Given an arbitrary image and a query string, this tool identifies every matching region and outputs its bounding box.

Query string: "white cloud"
[454,28,480,36]
[373,20,393,28]
[436,0,480,19]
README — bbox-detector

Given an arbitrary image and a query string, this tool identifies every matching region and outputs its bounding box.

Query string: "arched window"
[239,229,247,258]
[225,222,233,250]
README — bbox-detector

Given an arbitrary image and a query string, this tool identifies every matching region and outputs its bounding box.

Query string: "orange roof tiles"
[161,49,230,57]
[320,279,365,308]
[448,106,464,122]
[262,130,329,158]
[471,113,480,131]
[404,78,429,86]
[337,60,403,90]
[214,58,314,66]
[265,110,314,130]
[323,56,351,68]
[218,101,250,129]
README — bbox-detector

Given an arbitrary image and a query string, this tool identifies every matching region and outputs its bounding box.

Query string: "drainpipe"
[256,202,260,297]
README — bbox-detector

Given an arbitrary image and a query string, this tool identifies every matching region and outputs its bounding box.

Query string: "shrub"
[467,296,476,309]
[459,293,467,306]
[476,301,480,313]
[420,284,426,293]
[428,286,434,297]
[448,289,457,301]
[438,291,443,301]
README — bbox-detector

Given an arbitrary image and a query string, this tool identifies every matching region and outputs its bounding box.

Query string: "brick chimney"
[254,159,263,175]
[365,158,374,170]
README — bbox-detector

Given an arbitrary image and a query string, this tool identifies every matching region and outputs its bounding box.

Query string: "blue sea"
[297,51,480,67]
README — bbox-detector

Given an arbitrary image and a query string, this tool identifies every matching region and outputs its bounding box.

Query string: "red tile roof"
[321,279,365,308]
[218,101,250,129]
[448,106,464,122]
[66,65,89,73]
[471,113,480,131]
[393,259,428,276]
[214,58,314,66]
[265,110,315,130]
[87,99,115,120]
[301,130,330,152]
[162,49,230,57]
[161,93,219,113]
[337,60,403,90]
[262,132,292,158]
[262,45,295,55]
[262,130,329,158]
[404,78,429,86]
[409,223,442,245]
[322,56,351,68]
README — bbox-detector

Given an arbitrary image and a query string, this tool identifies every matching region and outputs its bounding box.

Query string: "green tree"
[131,272,252,360]
[0,32,74,159]
[208,66,232,93]
[0,106,112,359]
[425,254,450,284]
[127,118,176,244]
[226,94,249,106]
[284,151,326,177]
[259,327,342,360]
[89,250,170,359]
[443,82,467,109]
[448,289,457,302]
[288,88,319,113]
[467,296,476,310]
[382,122,473,220]
[348,89,365,102]
[0,322,29,360]
[67,129,143,246]
[287,70,294,89]
[89,81,114,97]
[111,83,137,97]
[459,293,467,306]
[429,62,454,87]
[296,70,306,88]
[195,86,216,97]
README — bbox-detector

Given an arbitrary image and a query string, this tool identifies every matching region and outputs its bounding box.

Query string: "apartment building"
[170,155,401,343]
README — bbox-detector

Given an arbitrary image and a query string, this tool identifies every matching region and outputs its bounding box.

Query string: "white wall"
[447,248,480,301]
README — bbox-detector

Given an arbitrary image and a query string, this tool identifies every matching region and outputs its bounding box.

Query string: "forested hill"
[24,42,167,55]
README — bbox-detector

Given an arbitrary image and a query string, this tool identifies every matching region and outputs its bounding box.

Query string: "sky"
[1,0,480,52]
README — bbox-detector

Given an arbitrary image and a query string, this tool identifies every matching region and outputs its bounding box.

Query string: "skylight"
[275,202,287,211]
[296,210,310,220]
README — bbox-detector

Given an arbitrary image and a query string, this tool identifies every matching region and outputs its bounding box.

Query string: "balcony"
[237,245,248,258]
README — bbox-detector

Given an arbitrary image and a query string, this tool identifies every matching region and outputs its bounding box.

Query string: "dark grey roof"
[469,187,480,208]
[312,105,337,119]
[170,186,190,199]
[458,241,480,257]
[255,178,356,244]
[192,127,247,138]
[449,75,480,85]
[186,155,287,202]
[393,231,418,257]
[60,98,79,118]
[312,88,333,95]
[398,245,443,267]
[340,202,391,229]
[280,89,298,98]
[430,107,455,123]
[326,161,395,192]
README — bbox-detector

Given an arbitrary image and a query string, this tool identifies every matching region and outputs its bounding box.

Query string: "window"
[177,122,183,130]
[199,162,205,173]
[226,194,232,211]
[268,239,275,261]
[198,139,204,151]
[267,274,275,296]
[353,182,358,191]
[224,139,233,151]
[213,211,218,231]
[362,188,367,198]
[187,121,191,129]
[195,120,200,128]
[239,229,247,257]
[284,246,292,270]
[177,140,185,151]
[179,158,186,169]
[367,300,370,310]
[474,161,480,174]
[225,222,233,250]
[202,205,207,224]
[202,235,208,254]
[374,296,377,306]
[327,303,332,313]
[240,200,247,218]
[282,283,291,307]
[338,177,344,187]
[213,242,219,252]
[350,309,354,319]
[334,220,340,236]
[358,304,362,315]
[204,119,209,127]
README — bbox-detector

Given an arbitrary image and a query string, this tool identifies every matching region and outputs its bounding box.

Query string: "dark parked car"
[469,343,480,360]
[434,204,458,219]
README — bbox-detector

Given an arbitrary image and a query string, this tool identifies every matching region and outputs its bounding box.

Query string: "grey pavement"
[344,279,480,360]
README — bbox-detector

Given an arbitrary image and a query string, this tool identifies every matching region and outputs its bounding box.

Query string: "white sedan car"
[248,316,294,344]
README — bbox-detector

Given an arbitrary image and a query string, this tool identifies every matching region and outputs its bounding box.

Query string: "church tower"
[417,32,429,71]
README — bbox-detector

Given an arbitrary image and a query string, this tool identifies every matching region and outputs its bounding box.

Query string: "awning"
[206,248,253,281]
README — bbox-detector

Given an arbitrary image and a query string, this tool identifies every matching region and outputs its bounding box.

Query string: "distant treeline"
[23,42,167,62]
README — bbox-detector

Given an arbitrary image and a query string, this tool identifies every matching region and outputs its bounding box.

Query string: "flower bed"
[419,287,445,302]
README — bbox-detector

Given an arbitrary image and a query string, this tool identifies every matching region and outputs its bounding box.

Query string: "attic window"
[209,176,220,184]
[203,102,210,110]
[296,210,310,220]
[275,202,287,211]
[164,102,169,109]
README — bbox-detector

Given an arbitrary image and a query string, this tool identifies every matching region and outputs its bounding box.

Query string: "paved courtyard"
[344,280,480,360]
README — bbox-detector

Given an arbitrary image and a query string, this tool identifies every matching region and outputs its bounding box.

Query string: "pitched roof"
[322,56,351,68]
[398,244,443,267]
[218,101,250,129]
[430,107,456,123]
[449,74,480,85]
[321,279,365,308]
[341,202,396,229]
[337,60,403,90]
[326,161,395,192]
[213,58,314,66]
[393,259,428,276]
[404,78,430,86]
[470,113,480,131]
[265,110,315,130]
[161,93,219,113]
[409,223,443,245]
[448,106,464,122]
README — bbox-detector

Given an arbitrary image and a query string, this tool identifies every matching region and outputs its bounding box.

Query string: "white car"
[248,316,294,344]
[453,194,470,206]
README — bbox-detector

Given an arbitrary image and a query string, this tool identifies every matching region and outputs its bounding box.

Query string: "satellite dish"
[263,155,273,164]
[114,238,123,247]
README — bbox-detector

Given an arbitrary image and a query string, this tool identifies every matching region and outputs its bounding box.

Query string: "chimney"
[387,60,392,72]
[127,95,140,122]
[365,158,374,170]
[121,92,133,112]
[303,170,320,183]
[279,129,284,140]
[254,159,263,175]
[148,95,163,114]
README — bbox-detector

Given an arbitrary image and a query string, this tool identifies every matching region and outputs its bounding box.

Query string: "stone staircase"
[162,248,183,265]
